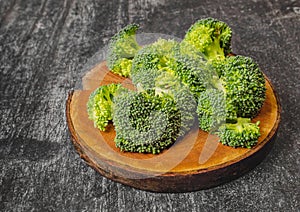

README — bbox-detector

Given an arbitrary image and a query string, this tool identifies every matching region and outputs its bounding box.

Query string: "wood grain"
[66,61,281,192]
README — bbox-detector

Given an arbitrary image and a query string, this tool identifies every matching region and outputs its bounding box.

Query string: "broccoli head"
[131,38,214,99]
[113,70,197,154]
[196,88,237,132]
[170,42,217,98]
[214,55,266,118]
[217,118,261,148]
[87,83,122,131]
[107,24,141,77]
[131,38,178,89]
[112,89,182,154]
[131,41,199,137]
[182,18,232,61]
[154,71,197,136]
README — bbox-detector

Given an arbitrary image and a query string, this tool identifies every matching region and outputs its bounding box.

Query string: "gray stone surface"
[0,0,299,211]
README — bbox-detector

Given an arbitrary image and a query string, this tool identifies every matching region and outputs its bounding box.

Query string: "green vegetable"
[196,88,237,132]
[154,71,197,136]
[217,118,261,148]
[88,19,267,152]
[87,83,122,131]
[131,38,179,89]
[172,43,222,98]
[182,17,232,61]
[113,67,197,154]
[113,38,199,153]
[131,39,199,136]
[107,24,141,77]
[213,55,266,118]
[131,38,214,99]
[112,89,182,154]
[196,55,265,136]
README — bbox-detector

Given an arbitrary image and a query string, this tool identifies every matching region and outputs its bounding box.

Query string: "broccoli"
[131,39,199,137]
[112,70,197,154]
[196,55,265,130]
[182,17,232,61]
[112,89,182,154]
[217,118,261,148]
[195,55,265,147]
[131,38,214,99]
[196,88,261,148]
[196,88,237,132]
[107,24,141,77]
[87,18,266,152]
[131,38,179,89]
[87,83,122,131]
[170,42,218,98]
[154,71,197,135]
[213,55,266,118]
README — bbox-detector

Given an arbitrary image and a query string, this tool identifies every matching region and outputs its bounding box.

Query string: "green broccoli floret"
[131,38,214,99]
[131,39,199,137]
[131,38,178,89]
[113,71,197,154]
[182,17,232,61]
[214,55,266,118]
[87,83,122,131]
[107,24,141,77]
[217,118,261,148]
[112,89,182,154]
[196,55,265,133]
[154,72,197,135]
[196,88,237,132]
[170,42,218,98]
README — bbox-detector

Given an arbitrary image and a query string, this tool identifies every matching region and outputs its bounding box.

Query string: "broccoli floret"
[214,55,266,118]
[170,42,218,98]
[217,118,261,148]
[112,89,182,154]
[113,71,197,154]
[131,38,214,99]
[196,88,237,132]
[182,18,232,61]
[196,55,265,132]
[107,24,141,77]
[154,72,197,135]
[131,39,178,89]
[131,40,199,137]
[87,83,122,131]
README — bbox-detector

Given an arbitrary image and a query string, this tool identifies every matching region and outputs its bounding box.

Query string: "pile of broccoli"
[87,17,266,154]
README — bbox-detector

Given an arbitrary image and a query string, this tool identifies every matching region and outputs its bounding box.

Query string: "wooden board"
[66,61,281,192]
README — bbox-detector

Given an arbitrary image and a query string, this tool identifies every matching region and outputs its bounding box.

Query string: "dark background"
[0,0,299,211]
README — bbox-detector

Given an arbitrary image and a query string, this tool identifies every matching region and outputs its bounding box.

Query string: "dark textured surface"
[0,0,299,211]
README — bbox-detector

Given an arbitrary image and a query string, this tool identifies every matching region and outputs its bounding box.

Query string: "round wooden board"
[66,61,281,193]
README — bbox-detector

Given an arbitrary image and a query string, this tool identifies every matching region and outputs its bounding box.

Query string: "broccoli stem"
[205,37,226,61]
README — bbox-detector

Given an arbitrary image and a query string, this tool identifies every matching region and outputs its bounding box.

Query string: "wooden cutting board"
[66,61,281,192]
